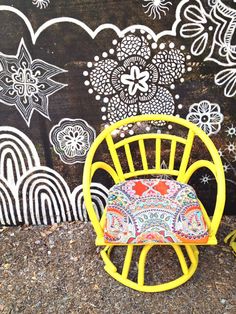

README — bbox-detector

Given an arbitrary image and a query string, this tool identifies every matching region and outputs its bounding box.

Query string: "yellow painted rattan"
[224,230,236,255]
[83,114,226,292]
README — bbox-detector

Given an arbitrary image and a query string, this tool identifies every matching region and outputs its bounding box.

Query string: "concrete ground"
[0,216,235,314]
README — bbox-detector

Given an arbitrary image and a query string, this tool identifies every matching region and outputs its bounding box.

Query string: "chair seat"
[104,179,209,244]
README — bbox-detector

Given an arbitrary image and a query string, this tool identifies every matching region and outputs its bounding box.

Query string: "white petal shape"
[90,59,118,95]
[152,48,185,84]
[186,112,201,124]
[107,94,138,123]
[121,66,149,96]
[198,100,211,114]
[116,34,151,61]
[185,5,207,24]
[215,69,236,97]
[201,123,212,135]
[215,69,236,85]
[180,23,204,38]
[191,33,208,56]
[139,87,175,117]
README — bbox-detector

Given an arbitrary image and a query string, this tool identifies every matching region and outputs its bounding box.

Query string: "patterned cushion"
[104,179,209,244]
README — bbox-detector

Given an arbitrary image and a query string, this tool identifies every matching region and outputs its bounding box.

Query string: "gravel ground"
[0,216,235,314]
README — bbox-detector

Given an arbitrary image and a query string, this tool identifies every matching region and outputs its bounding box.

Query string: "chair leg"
[100,245,199,292]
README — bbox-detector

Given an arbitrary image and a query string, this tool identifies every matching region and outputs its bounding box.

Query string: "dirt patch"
[0,216,236,314]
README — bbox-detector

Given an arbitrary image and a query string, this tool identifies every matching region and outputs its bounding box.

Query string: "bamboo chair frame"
[83,114,225,292]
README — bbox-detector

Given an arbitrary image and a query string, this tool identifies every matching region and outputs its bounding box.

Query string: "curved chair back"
[83,115,225,243]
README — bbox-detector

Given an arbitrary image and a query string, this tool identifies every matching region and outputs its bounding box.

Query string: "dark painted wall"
[0,0,235,225]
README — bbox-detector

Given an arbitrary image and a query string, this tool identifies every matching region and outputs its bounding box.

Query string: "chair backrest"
[83,114,225,240]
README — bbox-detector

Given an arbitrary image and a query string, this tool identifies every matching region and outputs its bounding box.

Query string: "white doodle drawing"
[0,127,107,225]
[179,0,236,97]
[0,38,66,126]
[200,123,236,186]
[180,0,236,66]
[71,183,109,222]
[208,0,236,66]
[0,126,40,186]
[215,69,236,98]
[200,174,212,185]
[0,4,234,201]
[18,166,72,225]
[226,142,236,154]
[85,34,188,131]
[50,118,96,164]
[155,160,173,180]
[32,0,50,9]
[186,100,223,136]
[180,2,210,56]
[225,125,236,138]
[0,5,191,133]
[142,0,172,20]
[0,177,17,225]
[0,4,186,224]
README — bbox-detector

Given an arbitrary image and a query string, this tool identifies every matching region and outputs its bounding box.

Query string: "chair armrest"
[182,160,216,183]
[182,160,225,236]
[83,161,119,239]
[91,162,120,185]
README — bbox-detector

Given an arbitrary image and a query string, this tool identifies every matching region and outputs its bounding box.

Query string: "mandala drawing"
[0,38,66,126]
[84,33,189,134]
[186,100,223,136]
[0,127,107,225]
[50,118,96,164]
[179,0,236,97]
[32,0,50,9]
[142,0,172,20]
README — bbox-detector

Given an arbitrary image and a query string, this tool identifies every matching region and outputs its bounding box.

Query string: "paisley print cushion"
[104,179,209,244]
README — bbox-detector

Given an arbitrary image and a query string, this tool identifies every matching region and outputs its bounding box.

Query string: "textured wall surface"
[0,0,235,225]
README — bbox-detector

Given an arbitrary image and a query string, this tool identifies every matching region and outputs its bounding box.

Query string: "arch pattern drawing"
[0,127,108,225]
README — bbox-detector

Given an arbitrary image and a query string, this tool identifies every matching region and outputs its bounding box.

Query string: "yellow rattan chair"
[224,230,236,255]
[83,114,225,292]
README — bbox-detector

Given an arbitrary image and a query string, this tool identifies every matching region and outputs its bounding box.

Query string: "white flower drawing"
[179,0,236,97]
[180,3,209,56]
[85,34,186,127]
[142,0,172,20]
[32,0,50,9]
[200,174,211,184]
[223,163,230,173]
[50,119,96,164]
[218,148,224,157]
[186,100,224,136]
[0,38,66,126]
[225,125,236,138]
[215,68,236,98]
[226,142,236,154]
[120,66,150,96]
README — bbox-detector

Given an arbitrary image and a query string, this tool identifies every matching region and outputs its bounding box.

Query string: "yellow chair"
[83,114,225,292]
[224,230,236,255]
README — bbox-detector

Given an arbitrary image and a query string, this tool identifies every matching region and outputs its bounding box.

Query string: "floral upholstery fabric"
[104,179,209,244]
